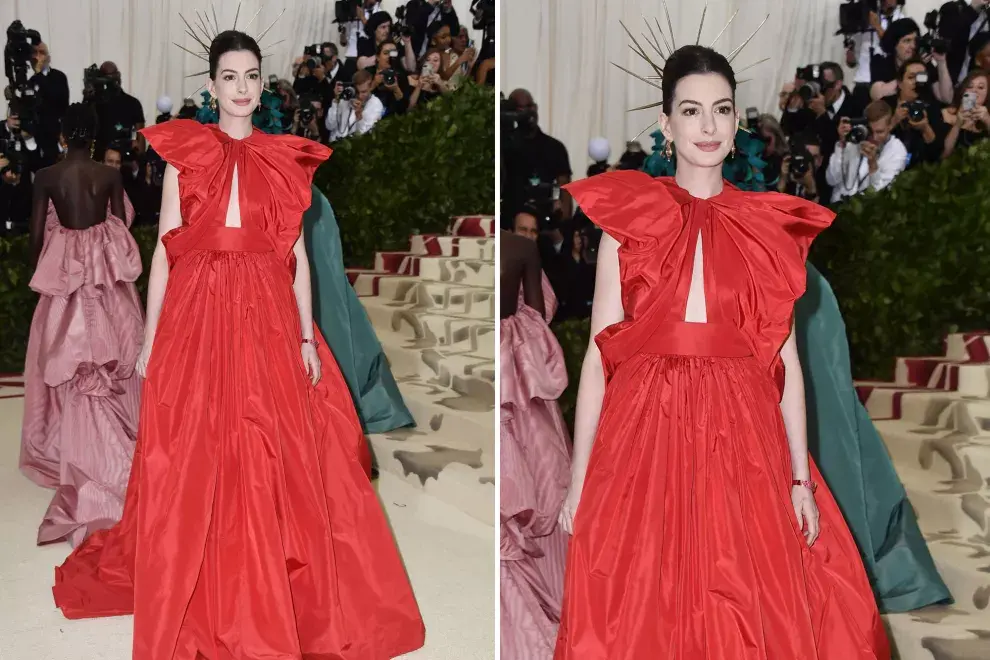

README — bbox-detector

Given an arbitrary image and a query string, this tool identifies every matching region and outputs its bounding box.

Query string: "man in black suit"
[28,42,69,167]
[807,62,864,203]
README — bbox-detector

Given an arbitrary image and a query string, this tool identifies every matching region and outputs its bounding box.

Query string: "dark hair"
[896,56,926,81]
[821,61,844,84]
[366,12,393,41]
[209,30,262,80]
[881,18,919,56]
[953,68,990,109]
[377,40,397,56]
[62,102,98,148]
[661,45,736,115]
[790,131,820,150]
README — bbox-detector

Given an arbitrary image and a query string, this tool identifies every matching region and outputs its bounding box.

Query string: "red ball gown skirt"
[553,323,890,660]
[52,227,425,659]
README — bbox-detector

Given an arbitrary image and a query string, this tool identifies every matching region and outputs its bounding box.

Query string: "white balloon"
[588,137,611,163]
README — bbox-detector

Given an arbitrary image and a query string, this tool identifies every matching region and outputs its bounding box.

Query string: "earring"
[663,139,674,160]
[209,93,218,113]
[730,143,736,158]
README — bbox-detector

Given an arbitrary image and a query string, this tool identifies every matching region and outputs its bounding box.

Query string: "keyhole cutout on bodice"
[682,231,708,323]
[224,165,243,228]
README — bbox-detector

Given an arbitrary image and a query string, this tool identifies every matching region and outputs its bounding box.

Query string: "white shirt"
[326,94,384,142]
[345,2,382,59]
[852,7,904,84]
[828,88,848,119]
[826,136,907,203]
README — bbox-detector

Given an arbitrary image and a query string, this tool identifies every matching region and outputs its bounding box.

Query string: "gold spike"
[632,119,660,141]
[661,0,676,50]
[641,31,666,62]
[709,10,738,49]
[611,62,663,90]
[619,21,663,77]
[211,3,222,37]
[642,17,667,60]
[733,57,771,76]
[174,42,209,62]
[255,8,286,45]
[194,11,212,42]
[232,2,241,31]
[179,14,211,52]
[243,6,265,32]
[696,2,708,45]
[654,17,673,57]
[627,100,664,113]
[737,78,752,85]
[727,14,770,63]
[261,37,286,51]
[191,80,209,96]
[185,68,211,78]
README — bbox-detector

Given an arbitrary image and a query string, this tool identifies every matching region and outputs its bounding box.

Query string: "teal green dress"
[303,186,415,434]
[642,130,950,612]
[796,263,950,612]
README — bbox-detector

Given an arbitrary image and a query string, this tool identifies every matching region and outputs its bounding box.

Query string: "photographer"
[846,0,906,108]
[826,101,907,203]
[292,95,327,143]
[883,58,946,168]
[0,102,41,232]
[502,89,573,224]
[442,25,477,89]
[357,12,416,73]
[88,61,145,162]
[757,114,788,186]
[779,133,824,203]
[341,0,381,62]
[470,0,496,84]
[870,18,953,103]
[367,40,411,116]
[326,70,384,142]
[27,42,69,167]
[939,0,989,82]
[409,49,449,108]
[942,68,990,157]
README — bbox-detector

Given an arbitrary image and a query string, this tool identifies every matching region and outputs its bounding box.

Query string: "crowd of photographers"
[501,0,990,324]
[286,0,495,143]
[0,0,496,234]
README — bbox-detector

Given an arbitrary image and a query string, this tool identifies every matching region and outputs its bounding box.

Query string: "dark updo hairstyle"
[661,45,736,115]
[209,30,262,80]
[62,103,98,148]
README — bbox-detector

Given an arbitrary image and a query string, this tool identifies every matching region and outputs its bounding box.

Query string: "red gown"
[52,120,426,660]
[554,172,890,660]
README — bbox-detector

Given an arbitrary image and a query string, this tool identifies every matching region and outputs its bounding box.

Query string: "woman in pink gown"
[20,104,144,547]
[500,230,572,659]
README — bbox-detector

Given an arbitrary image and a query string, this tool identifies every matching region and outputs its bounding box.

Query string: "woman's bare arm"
[778,321,810,482]
[291,228,316,341]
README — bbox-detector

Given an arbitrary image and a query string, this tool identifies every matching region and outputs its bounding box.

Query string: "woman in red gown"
[52,31,425,659]
[553,46,890,659]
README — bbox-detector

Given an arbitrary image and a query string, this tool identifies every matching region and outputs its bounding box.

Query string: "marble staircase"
[347,216,495,527]
[856,332,990,660]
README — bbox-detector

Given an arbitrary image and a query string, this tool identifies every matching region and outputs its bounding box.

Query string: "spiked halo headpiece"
[174,2,287,94]
[615,1,771,140]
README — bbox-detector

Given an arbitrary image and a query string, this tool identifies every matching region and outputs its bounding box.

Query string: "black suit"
[942,2,989,83]
[0,121,43,233]
[29,67,70,167]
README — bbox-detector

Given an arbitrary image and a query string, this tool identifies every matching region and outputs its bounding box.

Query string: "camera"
[904,99,927,122]
[789,145,813,179]
[393,5,415,38]
[0,137,25,177]
[745,107,761,133]
[382,68,397,87]
[796,64,823,102]
[471,0,496,26]
[341,84,357,102]
[847,117,871,144]
[918,11,950,57]
[299,94,320,125]
[4,21,43,135]
[333,0,361,25]
[83,63,119,102]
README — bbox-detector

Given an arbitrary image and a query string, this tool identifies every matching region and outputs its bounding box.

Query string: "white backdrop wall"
[0,0,481,120]
[500,0,954,177]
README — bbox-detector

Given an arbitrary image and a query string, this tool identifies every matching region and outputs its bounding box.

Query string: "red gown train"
[52,120,425,660]
[553,172,890,659]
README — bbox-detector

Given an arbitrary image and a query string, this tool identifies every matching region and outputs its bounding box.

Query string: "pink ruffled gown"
[500,275,572,660]
[20,195,144,547]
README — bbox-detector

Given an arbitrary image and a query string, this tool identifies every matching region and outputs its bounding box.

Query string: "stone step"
[894,358,990,396]
[372,253,495,288]
[884,605,990,660]
[447,215,495,238]
[923,532,990,613]
[859,387,990,432]
[876,419,990,484]
[893,460,988,543]
[408,235,495,260]
[383,338,493,393]
[945,332,990,363]
[362,299,494,354]
[373,278,495,319]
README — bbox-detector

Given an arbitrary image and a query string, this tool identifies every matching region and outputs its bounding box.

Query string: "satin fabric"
[20,197,143,547]
[52,120,425,660]
[303,188,414,434]
[500,276,571,660]
[555,172,889,660]
[798,262,950,612]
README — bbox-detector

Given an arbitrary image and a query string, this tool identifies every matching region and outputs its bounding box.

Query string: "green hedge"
[811,140,990,380]
[315,82,496,267]
[0,84,496,373]
[551,317,592,430]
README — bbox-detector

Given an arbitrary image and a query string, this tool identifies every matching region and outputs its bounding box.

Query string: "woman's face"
[433,26,452,50]
[375,21,392,43]
[967,75,989,106]
[378,44,398,69]
[426,52,442,72]
[896,33,917,62]
[209,50,262,119]
[660,73,738,170]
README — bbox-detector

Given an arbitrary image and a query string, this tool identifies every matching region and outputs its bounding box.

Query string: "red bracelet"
[792,479,817,493]
[302,338,319,349]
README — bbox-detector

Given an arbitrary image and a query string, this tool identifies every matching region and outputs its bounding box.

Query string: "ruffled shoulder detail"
[248,132,332,214]
[139,119,218,175]
[272,133,333,179]
[719,188,835,263]
[564,171,682,251]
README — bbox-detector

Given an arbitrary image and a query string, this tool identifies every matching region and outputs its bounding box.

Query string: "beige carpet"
[0,394,494,660]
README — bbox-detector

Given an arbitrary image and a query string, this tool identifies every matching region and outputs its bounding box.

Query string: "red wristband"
[302,338,319,349]
[792,479,817,493]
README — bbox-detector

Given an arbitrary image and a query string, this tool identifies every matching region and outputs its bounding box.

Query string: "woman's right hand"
[136,343,152,378]
[558,483,583,535]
